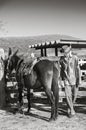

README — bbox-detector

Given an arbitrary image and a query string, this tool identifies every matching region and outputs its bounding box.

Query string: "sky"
[0,0,86,39]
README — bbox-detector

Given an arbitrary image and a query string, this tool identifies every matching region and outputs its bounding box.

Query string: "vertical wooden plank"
[44,48,47,56]
[41,48,44,56]
[55,47,58,56]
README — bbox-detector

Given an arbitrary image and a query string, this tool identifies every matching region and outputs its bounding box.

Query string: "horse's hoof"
[24,111,30,115]
[55,116,58,120]
[18,107,23,114]
[24,108,30,115]
[49,117,57,122]
[18,109,23,114]
[49,118,54,122]
[27,108,30,113]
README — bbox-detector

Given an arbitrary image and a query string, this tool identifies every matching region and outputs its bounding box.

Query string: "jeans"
[65,84,78,114]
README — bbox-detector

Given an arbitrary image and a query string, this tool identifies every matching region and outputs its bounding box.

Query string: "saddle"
[21,56,60,75]
[22,57,38,75]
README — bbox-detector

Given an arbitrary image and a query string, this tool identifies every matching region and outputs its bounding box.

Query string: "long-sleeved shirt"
[60,54,81,86]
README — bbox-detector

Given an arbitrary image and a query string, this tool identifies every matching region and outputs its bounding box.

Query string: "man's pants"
[65,84,78,114]
[72,85,78,103]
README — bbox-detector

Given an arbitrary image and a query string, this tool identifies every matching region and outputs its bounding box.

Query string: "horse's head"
[7,48,19,76]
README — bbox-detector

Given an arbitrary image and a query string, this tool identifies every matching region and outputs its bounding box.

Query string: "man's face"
[64,51,71,57]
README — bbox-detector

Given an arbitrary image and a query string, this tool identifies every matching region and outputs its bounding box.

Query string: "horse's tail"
[52,61,60,97]
[51,61,60,116]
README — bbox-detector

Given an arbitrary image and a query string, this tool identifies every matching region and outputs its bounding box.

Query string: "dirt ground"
[0,96,86,130]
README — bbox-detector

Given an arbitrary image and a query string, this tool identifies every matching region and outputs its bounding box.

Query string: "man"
[0,48,6,108]
[60,45,81,117]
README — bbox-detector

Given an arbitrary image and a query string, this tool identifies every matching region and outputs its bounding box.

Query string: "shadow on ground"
[3,96,86,121]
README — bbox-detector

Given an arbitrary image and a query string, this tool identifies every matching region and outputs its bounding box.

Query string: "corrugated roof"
[28,39,86,49]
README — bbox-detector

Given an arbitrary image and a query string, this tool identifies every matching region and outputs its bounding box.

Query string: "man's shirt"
[60,54,81,86]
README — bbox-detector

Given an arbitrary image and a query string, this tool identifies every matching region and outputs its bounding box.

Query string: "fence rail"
[6,76,86,105]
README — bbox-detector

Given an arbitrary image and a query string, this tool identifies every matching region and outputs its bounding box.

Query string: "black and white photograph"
[0,0,86,130]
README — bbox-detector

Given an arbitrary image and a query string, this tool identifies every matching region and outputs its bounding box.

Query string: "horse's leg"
[27,88,31,113]
[41,73,56,121]
[52,78,59,119]
[52,62,60,119]
[18,83,23,107]
[44,86,56,121]
[23,76,31,113]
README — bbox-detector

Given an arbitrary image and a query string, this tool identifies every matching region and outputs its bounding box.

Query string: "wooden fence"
[6,70,86,108]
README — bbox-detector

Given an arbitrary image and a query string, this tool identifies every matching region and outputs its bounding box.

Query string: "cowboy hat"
[60,45,71,53]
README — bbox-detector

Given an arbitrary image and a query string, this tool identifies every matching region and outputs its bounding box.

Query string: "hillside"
[0,34,78,54]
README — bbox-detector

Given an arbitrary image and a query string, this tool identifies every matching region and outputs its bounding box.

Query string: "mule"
[7,49,60,121]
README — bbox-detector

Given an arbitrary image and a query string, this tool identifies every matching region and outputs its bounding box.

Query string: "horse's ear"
[13,49,19,56]
[8,47,12,56]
